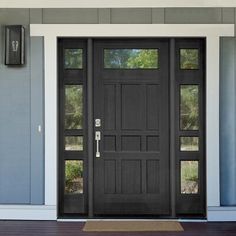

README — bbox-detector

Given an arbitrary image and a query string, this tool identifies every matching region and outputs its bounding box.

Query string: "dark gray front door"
[93,39,170,215]
[58,38,206,218]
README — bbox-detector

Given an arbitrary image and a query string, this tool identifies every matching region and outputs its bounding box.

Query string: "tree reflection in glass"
[65,160,83,194]
[64,49,83,69]
[65,136,83,151]
[104,49,158,69]
[180,137,199,151]
[180,49,199,69]
[65,85,83,129]
[180,85,199,130]
[181,161,199,194]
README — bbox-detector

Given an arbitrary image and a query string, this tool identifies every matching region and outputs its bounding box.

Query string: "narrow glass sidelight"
[65,160,83,194]
[65,136,83,151]
[180,137,199,151]
[181,161,199,194]
[180,49,199,70]
[64,49,83,69]
[180,85,199,130]
[104,49,159,69]
[65,85,83,129]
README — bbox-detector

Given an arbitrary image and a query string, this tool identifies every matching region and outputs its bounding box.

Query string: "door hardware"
[95,131,101,157]
[95,119,101,127]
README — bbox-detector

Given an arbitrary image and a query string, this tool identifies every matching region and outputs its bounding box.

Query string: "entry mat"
[83,220,184,232]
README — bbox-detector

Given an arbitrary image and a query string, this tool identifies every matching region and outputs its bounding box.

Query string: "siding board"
[151,8,165,23]
[98,9,111,24]
[111,8,152,24]
[43,9,99,24]
[222,8,235,23]
[30,9,43,24]
[165,8,222,24]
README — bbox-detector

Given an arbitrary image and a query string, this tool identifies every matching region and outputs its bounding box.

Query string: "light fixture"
[5,25,25,65]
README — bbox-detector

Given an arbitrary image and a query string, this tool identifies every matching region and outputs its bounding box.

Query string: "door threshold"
[57,218,207,222]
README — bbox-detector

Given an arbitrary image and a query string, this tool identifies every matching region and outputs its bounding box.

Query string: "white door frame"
[28,24,234,221]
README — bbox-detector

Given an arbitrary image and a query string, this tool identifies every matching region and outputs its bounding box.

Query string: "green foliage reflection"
[180,137,199,151]
[180,85,199,130]
[104,49,158,69]
[64,49,83,69]
[181,161,198,194]
[65,136,83,151]
[65,85,83,129]
[180,49,199,69]
[65,160,83,194]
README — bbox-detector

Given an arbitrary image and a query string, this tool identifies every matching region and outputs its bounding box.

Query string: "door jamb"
[170,38,176,217]
[87,38,94,217]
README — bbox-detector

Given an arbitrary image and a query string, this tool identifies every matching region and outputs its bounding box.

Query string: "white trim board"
[208,207,236,221]
[30,24,234,221]
[57,219,207,222]
[2,0,236,8]
[0,205,56,220]
[31,24,234,38]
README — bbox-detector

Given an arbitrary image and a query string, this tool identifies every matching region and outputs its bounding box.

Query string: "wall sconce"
[5,25,25,65]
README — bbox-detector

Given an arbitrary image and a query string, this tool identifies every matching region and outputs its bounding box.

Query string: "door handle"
[95,131,101,158]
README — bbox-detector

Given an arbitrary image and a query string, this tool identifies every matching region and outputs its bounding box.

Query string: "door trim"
[30,24,234,220]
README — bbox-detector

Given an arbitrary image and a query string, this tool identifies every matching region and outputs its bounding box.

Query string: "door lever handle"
[95,131,101,158]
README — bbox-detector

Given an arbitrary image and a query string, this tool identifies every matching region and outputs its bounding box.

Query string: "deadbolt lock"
[95,119,101,127]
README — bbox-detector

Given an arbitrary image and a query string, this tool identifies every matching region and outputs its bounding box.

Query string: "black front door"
[58,38,206,218]
[93,39,170,215]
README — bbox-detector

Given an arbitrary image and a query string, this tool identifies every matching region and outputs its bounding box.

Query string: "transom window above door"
[104,48,159,69]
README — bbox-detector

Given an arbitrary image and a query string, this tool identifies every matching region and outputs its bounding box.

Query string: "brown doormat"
[83,221,184,232]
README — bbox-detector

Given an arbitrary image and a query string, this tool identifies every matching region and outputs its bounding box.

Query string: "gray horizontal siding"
[110,8,152,24]
[42,9,99,24]
[39,7,232,24]
[98,9,111,24]
[222,8,235,23]
[164,8,222,24]
[152,8,165,24]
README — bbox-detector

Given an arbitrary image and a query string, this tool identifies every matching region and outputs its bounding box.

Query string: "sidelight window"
[180,85,199,130]
[64,49,83,69]
[65,160,84,194]
[180,137,199,151]
[181,160,199,194]
[65,85,83,130]
[180,49,199,70]
[65,136,83,151]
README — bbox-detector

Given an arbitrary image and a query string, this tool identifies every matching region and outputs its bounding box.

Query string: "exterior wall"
[0,9,44,204]
[220,38,236,206]
[0,8,235,206]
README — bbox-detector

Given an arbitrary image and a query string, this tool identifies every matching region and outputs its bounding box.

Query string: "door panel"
[121,84,144,130]
[93,39,170,215]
